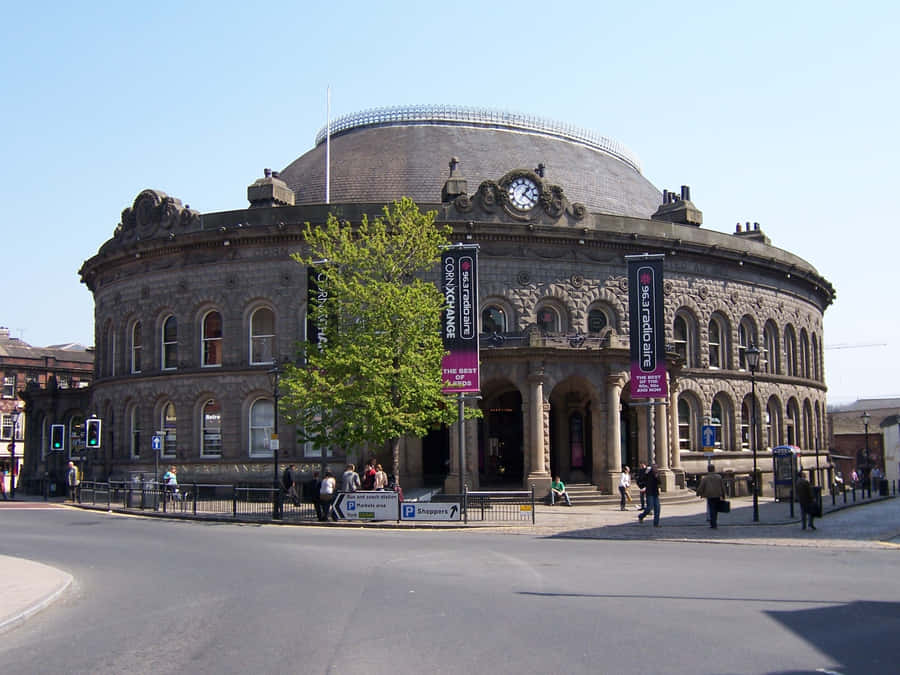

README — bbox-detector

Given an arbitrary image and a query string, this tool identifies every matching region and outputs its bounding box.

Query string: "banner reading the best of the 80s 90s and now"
[627,254,667,399]
[441,246,480,394]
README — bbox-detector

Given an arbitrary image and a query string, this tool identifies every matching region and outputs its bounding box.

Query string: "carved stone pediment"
[113,189,201,244]
[447,170,586,225]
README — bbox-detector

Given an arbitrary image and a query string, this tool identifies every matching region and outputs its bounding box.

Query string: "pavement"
[1,490,898,634]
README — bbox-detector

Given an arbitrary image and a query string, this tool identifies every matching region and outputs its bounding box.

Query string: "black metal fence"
[75,481,536,525]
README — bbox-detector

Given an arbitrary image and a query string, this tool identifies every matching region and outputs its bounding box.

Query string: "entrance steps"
[559,482,699,507]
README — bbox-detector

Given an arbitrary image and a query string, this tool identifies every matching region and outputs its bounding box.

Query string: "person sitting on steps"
[549,475,572,506]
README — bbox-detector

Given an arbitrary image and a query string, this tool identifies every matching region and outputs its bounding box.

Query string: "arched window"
[482,305,507,334]
[202,311,223,367]
[130,406,142,459]
[738,317,757,370]
[708,315,728,369]
[741,397,752,450]
[811,334,821,381]
[814,401,823,450]
[710,398,724,449]
[250,307,275,365]
[250,399,274,457]
[201,399,223,456]
[587,308,609,333]
[763,321,780,375]
[766,398,782,449]
[162,315,178,370]
[536,305,561,333]
[802,400,813,450]
[800,329,810,379]
[786,399,800,446]
[677,396,698,451]
[131,321,142,374]
[785,326,797,377]
[673,311,697,367]
[161,402,176,457]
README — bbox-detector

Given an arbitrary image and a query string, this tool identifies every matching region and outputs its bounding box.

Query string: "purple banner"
[441,247,480,394]
[627,256,668,399]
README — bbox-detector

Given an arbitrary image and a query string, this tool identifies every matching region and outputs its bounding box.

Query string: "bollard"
[843,487,847,504]
[852,487,856,503]
[192,483,198,515]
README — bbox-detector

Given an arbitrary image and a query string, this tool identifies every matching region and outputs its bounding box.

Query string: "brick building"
[77,105,835,494]
[1,327,93,494]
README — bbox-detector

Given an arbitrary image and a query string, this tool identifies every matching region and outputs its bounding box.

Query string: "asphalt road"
[1,505,898,675]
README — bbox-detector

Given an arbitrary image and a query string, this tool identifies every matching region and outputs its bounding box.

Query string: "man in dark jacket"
[796,470,817,530]
[636,462,648,509]
[697,464,726,529]
[637,464,661,527]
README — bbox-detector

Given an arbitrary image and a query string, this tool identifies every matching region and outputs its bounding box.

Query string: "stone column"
[590,395,606,489]
[656,399,676,491]
[668,374,685,487]
[604,375,624,494]
[526,364,551,493]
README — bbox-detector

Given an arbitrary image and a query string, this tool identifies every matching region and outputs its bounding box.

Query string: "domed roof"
[279,105,662,219]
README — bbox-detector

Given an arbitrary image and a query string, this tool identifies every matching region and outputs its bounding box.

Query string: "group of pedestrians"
[281,459,398,521]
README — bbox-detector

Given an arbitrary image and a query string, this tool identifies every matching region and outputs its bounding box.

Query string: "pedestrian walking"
[618,466,631,511]
[0,469,7,500]
[636,462,648,509]
[374,464,388,490]
[283,464,299,506]
[796,470,818,530]
[696,464,726,529]
[318,470,337,521]
[637,464,661,526]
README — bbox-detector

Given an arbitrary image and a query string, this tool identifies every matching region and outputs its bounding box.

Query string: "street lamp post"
[8,407,21,500]
[861,411,871,498]
[268,359,282,520]
[746,343,761,522]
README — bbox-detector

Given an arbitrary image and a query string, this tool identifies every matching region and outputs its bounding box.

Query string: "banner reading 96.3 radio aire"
[627,254,668,399]
[441,246,480,394]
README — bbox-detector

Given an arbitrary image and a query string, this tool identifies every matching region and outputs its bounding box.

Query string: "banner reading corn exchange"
[627,254,667,399]
[441,245,480,394]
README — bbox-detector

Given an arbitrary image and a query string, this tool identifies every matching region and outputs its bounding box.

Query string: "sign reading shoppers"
[441,245,480,394]
[626,254,667,399]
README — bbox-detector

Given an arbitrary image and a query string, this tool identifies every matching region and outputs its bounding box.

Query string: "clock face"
[507,177,539,210]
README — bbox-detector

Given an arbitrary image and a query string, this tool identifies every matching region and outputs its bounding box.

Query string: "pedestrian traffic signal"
[51,424,65,451]
[85,418,102,448]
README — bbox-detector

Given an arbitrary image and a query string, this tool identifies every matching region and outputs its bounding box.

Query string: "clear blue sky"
[2,1,896,406]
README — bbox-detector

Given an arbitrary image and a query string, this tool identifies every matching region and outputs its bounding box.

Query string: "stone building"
[76,105,834,494]
[1,327,93,493]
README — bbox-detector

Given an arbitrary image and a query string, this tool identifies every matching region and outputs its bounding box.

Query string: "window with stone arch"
[535,302,563,333]
[738,316,758,371]
[740,393,757,451]
[814,400,823,450]
[765,397,782,449]
[673,310,698,367]
[763,321,780,375]
[129,405,142,459]
[587,305,611,334]
[482,304,508,334]
[677,394,700,451]
[710,395,732,450]
[786,398,801,447]
[162,315,178,370]
[160,401,176,457]
[811,333,821,381]
[708,313,729,369]
[202,310,223,367]
[201,399,223,456]
[131,321,142,374]
[249,398,274,457]
[802,400,814,450]
[800,329,811,379]
[250,307,275,365]
[784,325,798,377]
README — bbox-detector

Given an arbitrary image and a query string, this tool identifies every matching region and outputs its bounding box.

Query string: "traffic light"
[86,418,102,448]
[51,424,65,451]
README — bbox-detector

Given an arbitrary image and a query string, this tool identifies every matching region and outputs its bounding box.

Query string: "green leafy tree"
[282,198,470,479]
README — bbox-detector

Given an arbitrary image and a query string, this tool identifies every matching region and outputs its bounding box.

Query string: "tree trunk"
[390,436,401,483]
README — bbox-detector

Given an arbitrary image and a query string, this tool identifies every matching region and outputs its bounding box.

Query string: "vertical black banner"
[441,246,480,394]
[627,255,668,398]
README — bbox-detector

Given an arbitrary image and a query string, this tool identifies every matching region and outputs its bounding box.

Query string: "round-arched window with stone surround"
[587,306,609,333]
[201,399,223,457]
[250,306,275,365]
[249,398,274,457]
[535,302,564,333]
[482,305,507,334]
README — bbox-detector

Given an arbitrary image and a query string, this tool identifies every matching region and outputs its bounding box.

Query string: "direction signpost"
[701,425,716,451]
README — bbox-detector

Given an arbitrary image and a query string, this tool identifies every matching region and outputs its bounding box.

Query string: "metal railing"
[75,482,535,525]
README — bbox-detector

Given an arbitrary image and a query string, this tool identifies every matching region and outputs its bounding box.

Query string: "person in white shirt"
[619,466,631,511]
